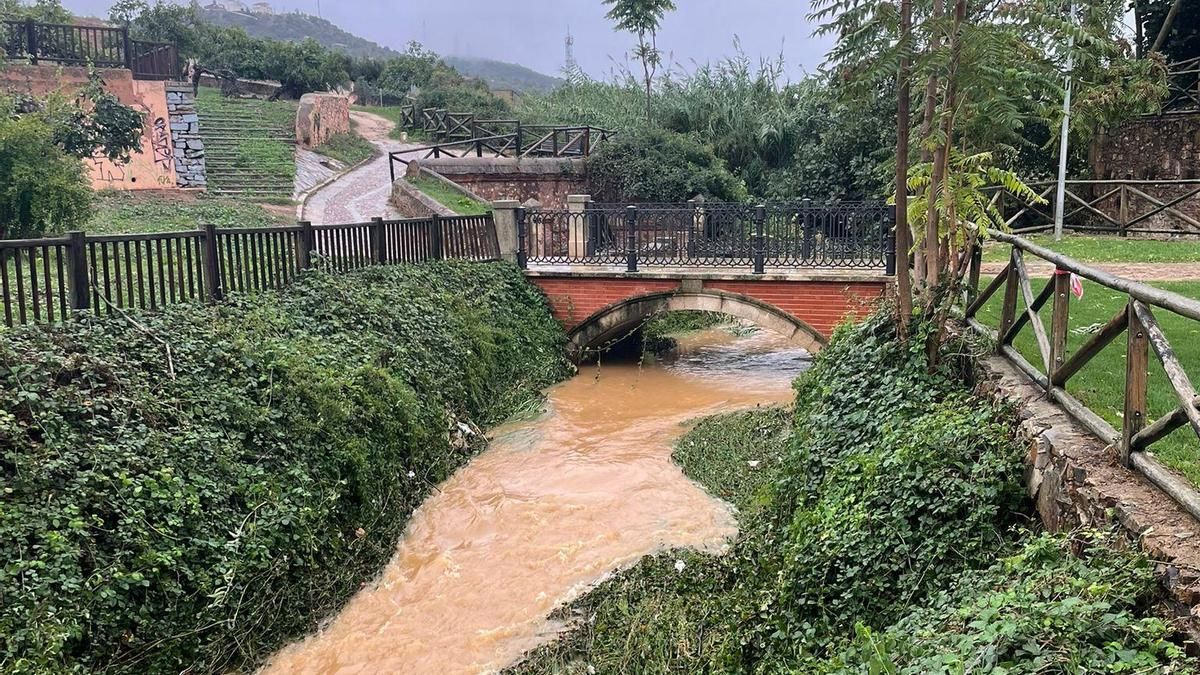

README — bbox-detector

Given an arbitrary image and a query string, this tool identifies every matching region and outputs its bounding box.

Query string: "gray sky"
[61,0,836,81]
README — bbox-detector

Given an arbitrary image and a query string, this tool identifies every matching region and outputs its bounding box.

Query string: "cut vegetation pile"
[196,89,297,200]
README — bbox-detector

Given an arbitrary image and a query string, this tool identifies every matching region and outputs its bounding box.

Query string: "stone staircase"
[196,91,297,200]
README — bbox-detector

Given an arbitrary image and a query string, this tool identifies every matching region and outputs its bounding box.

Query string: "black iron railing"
[1,18,177,80]
[517,202,896,274]
[0,214,500,327]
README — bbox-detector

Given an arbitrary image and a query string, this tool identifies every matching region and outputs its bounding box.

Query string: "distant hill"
[198,8,401,60]
[444,56,562,93]
[198,7,562,93]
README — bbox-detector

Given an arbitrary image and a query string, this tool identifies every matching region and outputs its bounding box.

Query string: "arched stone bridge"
[526,270,891,360]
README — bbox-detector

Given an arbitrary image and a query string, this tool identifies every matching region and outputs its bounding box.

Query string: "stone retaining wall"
[296,92,351,149]
[166,84,207,189]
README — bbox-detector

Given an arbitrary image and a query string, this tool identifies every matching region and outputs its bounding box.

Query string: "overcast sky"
[60,0,836,81]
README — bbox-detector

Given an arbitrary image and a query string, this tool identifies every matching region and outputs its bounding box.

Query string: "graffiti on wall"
[151,116,173,169]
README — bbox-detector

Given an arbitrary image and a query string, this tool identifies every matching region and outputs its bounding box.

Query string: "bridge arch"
[567,289,827,360]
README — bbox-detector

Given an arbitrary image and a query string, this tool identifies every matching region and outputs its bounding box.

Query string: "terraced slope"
[196,88,297,200]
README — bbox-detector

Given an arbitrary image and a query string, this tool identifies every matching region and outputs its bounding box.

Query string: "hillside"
[199,8,400,59]
[444,56,562,93]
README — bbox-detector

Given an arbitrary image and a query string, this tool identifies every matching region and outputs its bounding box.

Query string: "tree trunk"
[1152,0,1184,54]
[914,0,945,294]
[896,0,914,334]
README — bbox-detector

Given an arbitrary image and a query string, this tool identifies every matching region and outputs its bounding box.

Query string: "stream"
[262,326,812,674]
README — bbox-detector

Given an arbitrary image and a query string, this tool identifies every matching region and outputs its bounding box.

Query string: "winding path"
[302,111,420,225]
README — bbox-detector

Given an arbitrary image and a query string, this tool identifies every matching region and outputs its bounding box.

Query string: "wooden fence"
[987,179,1200,236]
[0,214,500,327]
[966,231,1200,518]
[1167,56,1200,112]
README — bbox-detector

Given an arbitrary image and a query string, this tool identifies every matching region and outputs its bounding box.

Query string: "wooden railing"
[987,179,1200,236]
[1167,56,1200,112]
[0,215,501,328]
[1,18,177,80]
[966,231,1200,518]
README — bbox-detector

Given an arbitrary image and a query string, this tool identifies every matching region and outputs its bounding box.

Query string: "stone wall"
[420,157,587,208]
[166,84,207,189]
[296,92,351,149]
[0,64,178,190]
[974,355,1200,640]
[1089,113,1200,232]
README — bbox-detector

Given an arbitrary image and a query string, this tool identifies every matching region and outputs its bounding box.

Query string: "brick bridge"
[527,270,891,358]
[490,197,898,359]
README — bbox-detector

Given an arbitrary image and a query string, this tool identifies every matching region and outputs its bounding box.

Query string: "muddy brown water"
[262,328,811,675]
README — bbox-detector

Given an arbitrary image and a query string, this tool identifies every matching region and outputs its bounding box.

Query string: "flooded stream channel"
[263,327,812,674]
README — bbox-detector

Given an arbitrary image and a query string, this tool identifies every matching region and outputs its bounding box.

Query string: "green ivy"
[0,261,569,674]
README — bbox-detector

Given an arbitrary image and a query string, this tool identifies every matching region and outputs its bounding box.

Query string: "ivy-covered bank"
[0,262,569,674]
[510,315,1194,674]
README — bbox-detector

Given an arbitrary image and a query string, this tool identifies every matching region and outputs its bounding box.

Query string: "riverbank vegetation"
[509,313,1193,674]
[0,262,569,673]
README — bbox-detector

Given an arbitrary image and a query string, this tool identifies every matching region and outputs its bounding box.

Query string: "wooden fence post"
[1049,269,1072,384]
[1123,299,1149,467]
[66,231,89,312]
[202,223,223,302]
[297,220,314,270]
[1119,183,1130,237]
[968,240,983,296]
[997,249,1020,349]
[370,216,387,265]
[430,214,444,261]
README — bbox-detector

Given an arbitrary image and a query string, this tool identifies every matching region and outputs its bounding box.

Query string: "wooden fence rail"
[0,215,501,328]
[986,179,1200,237]
[966,231,1200,518]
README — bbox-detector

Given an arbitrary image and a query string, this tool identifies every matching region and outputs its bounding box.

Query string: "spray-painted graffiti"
[151,116,173,169]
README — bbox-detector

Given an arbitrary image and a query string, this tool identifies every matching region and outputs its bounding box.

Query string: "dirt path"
[301,110,421,225]
[980,261,1200,282]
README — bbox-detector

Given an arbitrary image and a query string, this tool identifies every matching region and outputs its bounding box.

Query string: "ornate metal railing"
[1,18,177,79]
[966,231,1200,519]
[517,201,896,274]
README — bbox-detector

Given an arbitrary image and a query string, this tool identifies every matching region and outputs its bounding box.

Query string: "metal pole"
[752,205,766,274]
[1054,2,1076,242]
[625,206,638,273]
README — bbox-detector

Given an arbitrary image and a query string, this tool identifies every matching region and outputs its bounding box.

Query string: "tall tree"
[811,0,1167,356]
[602,0,676,124]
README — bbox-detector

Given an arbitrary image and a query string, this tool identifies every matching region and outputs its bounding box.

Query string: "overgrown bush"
[0,261,569,673]
[585,127,747,203]
[507,313,1194,674]
[823,532,1187,673]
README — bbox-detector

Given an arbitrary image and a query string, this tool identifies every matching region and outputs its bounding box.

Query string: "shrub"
[584,127,747,203]
[823,532,1188,673]
[0,261,569,673]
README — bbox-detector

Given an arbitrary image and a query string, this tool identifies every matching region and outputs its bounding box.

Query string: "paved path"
[301,111,420,225]
[980,261,1200,282]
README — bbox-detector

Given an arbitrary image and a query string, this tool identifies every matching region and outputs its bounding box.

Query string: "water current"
[263,327,811,674]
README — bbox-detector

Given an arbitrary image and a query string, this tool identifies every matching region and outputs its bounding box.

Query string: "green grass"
[975,279,1200,483]
[315,131,376,166]
[85,191,294,234]
[406,175,490,216]
[983,233,1200,264]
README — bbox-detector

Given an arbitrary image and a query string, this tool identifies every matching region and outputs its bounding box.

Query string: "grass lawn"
[315,131,376,166]
[406,175,490,216]
[982,233,1200,264]
[975,278,1200,484]
[86,191,294,234]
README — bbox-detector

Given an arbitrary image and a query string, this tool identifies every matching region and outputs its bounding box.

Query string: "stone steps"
[196,95,297,200]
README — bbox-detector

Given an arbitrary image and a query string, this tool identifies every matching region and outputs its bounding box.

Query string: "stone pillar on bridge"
[492,199,521,264]
[567,194,592,260]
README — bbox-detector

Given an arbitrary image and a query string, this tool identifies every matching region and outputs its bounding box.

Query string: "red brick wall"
[529,276,887,337]
[451,175,588,208]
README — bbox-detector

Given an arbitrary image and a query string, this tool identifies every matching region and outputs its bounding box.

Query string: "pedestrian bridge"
[492,198,898,359]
